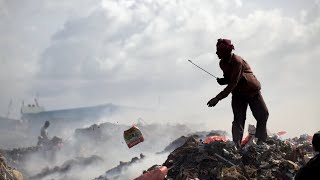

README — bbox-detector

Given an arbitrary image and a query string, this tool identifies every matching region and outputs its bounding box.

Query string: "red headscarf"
[216,38,235,51]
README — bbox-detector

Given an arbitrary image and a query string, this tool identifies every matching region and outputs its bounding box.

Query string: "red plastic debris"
[203,136,228,144]
[134,166,168,180]
[308,135,313,142]
[241,135,251,145]
[276,131,287,136]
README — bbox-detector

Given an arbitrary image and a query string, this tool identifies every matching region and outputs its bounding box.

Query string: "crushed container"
[123,125,144,148]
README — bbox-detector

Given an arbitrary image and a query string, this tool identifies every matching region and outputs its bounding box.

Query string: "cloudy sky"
[0,0,319,136]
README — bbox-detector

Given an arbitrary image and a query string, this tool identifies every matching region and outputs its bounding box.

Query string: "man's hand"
[217,78,228,85]
[207,97,219,107]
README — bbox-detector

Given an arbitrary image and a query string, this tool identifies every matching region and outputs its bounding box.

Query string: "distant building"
[20,102,148,135]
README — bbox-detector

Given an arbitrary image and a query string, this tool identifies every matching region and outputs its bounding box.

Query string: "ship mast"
[6,98,12,118]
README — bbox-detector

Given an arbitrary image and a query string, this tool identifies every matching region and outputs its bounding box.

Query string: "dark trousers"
[231,91,269,147]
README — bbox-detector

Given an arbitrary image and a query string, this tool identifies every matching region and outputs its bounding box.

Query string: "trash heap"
[285,134,314,163]
[0,136,63,179]
[94,154,146,180]
[160,135,197,154]
[160,130,228,154]
[145,134,315,180]
[0,153,24,180]
[0,146,39,174]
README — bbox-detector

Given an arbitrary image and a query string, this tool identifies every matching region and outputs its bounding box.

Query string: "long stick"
[213,153,236,166]
[211,154,251,180]
[188,60,217,79]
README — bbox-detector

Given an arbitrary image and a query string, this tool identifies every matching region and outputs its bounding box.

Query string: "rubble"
[162,137,241,180]
[160,135,197,154]
[0,118,317,180]
[140,133,315,180]
[0,146,39,175]
[0,153,23,180]
[160,130,228,154]
[135,165,168,180]
[0,135,63,179]
[94,154,145,180]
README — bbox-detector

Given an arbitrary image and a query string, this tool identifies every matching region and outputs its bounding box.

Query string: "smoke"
[1,1,319,179]
[1,104,318,179]
[124,153,169,179]
[0,109,200,179]
[0,0,319,150]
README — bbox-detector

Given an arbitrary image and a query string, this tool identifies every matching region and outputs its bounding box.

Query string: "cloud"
[0,0,319,135]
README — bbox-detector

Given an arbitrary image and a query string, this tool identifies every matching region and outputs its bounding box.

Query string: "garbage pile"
[138,133,315,180]
[135,165,168,180]
[160,135,192,154]
[94,154,145,180]
[0,153,23,180]
[0,146,39,174]
[285,134,314,163]
[160,130,228,154]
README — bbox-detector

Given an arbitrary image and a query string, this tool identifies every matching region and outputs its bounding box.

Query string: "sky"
[0,0,319,136]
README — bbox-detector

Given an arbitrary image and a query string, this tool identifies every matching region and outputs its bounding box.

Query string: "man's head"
[216,38,234,60]
[312,131,320,152]
[44,121,50,128]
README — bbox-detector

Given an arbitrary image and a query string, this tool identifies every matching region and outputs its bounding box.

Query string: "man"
[37,121,50,146]
[295,131,320,179]
[207,38,269,148]
[41,121,50,140]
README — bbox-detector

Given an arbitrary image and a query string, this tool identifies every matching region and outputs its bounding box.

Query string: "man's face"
[216,50,223,59]
[216,48,229,60]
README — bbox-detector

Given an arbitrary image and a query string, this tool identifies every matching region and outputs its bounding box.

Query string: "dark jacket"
[295,153,320,180]
[216,53,261,100]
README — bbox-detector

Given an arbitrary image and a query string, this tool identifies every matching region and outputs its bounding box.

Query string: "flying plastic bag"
[123,125,144,148]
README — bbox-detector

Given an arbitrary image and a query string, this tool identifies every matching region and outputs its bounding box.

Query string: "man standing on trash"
[37,120,51,146]
[41,121,50,140]
[207,38,269,148]
[295,131,320,180]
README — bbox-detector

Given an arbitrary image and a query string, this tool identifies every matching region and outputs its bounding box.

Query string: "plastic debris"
[152,133,316,180]
[0,153,24,180]
[241,124,257,147]
[203,136,228,144]
[123,125,144,148]
[277,131,287,136]
[134,166,168,180]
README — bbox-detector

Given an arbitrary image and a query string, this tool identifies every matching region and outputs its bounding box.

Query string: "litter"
[123,125,144,148]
